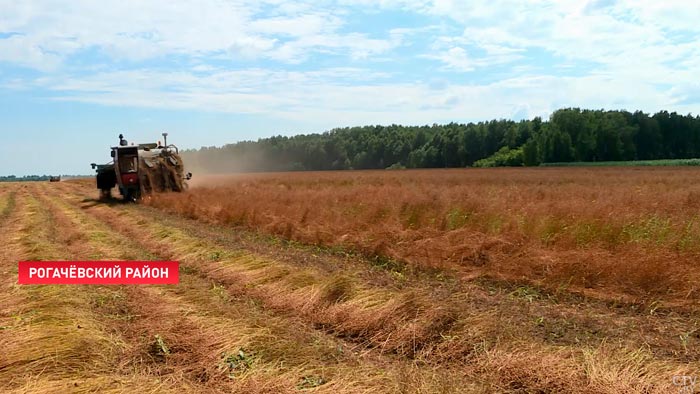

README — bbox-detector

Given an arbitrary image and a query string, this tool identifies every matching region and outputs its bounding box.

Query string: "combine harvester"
[91,133,192,201]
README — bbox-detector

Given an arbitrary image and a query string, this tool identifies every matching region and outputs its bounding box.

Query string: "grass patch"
[219,349,255,379]
[541,158,700,166]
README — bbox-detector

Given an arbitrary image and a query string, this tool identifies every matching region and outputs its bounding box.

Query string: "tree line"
[0,175,57,182]
[181,108,700,172]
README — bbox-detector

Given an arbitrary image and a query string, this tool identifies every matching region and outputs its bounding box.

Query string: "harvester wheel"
[125,190,140,202]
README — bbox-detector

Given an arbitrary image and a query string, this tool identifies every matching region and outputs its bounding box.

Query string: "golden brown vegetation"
[148,168,700,305]
[2,172,699,393]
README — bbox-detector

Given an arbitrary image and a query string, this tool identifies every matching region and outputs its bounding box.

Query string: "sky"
[1,0,699,175]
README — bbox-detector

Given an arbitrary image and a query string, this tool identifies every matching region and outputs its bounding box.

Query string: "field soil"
[1,169,699,393]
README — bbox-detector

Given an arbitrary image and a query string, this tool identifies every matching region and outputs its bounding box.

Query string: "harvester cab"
[91,133,192,202]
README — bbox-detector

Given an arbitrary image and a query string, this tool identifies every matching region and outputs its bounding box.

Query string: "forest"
[0,175,60,182]
[182,108,700,171]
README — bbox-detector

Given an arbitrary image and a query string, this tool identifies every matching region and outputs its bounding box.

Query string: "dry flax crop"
[147,168,700,305]
[2,181,484,393]
[2,174,699,393]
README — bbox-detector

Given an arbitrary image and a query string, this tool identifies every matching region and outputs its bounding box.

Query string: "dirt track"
[0,181,698,393]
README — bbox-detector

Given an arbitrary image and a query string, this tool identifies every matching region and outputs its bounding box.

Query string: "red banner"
[17,261,179,285]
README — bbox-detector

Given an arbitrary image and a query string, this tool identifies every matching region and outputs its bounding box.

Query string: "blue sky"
[1,0,699,175]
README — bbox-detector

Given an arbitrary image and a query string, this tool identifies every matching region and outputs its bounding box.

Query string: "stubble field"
[1,168,699,393]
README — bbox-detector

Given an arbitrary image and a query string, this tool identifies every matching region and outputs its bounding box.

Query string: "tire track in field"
[41,183,480,393]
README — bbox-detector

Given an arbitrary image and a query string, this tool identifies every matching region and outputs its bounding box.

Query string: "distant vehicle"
[91,133,192,202]
[49,176,61,182]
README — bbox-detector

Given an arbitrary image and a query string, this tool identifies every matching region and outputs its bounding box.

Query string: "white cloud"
[0,34,63,71]
[432,47,474,71]
[409,0,700,95]
[1,0,698,131]
[24,63,690,131]
[250,13,343,37]
[0,0,399,66]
